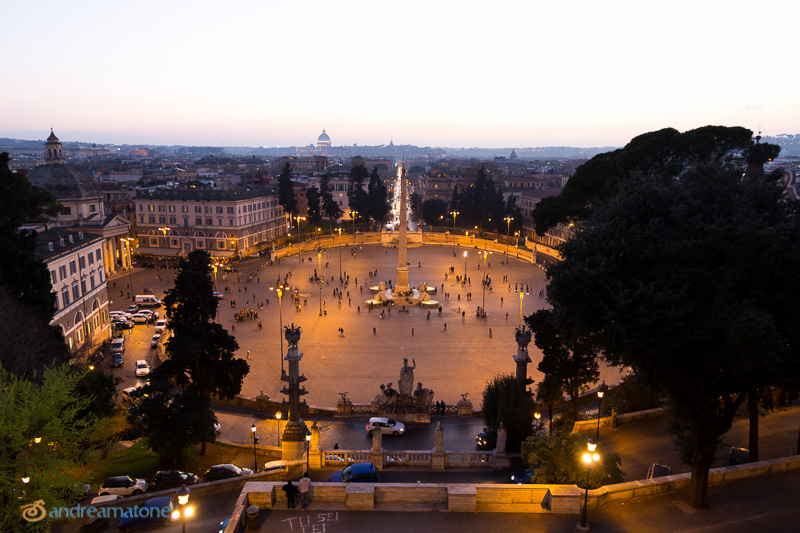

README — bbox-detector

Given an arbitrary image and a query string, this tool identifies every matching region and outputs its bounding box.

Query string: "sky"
[2,0,798,148]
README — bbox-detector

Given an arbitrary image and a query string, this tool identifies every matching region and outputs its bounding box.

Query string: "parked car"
[117,496,174,532]
[727,447,750,466]
[148,470,198,492]
[213,291,224,299]
[150,334,162,349]
[98,475,148,496]
[218,518,230,533]
[111,338,125,354]
[328,462,380,483]
[202,464,253,483]
[510,467,538,484]
[126,304,140,314]
[646,463,672,479]
[263,460,287,474]
[139,309,160,320]
[111,319,134,330]
[131,313,150,324]
[110,311,133,320]
[154,319,168,333]
[366,417,405,436]
[135,359,150,377]
[121,386,145,405]
[111,352,124,368]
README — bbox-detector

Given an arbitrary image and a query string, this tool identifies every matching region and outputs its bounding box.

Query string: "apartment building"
[133,188,288,258]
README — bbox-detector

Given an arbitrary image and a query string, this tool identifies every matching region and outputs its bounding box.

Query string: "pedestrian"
[282,480,299,509]
[443,323,447,331]
[247,350,251,359]
[373,327,376,336]
[427,311,430,320]
[299,473,311,510]
[411,328,414,336]
[232,323,235,332]
[489,328,493,338]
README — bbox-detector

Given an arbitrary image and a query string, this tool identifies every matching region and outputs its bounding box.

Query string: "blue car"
[328,462,380,483]
[118,496,174,532]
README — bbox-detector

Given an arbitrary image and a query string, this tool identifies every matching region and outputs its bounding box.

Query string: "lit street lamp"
[519,291,524,328]
[504,216,513,255]
[305,431,312,474]
[463,251,468,281]
[275,412,282,446]
[122,237,135,297]
[450,211,459,252]
[337,227,343,282]
[251,424,259,472]
[480,251,491,318]
[270,284,286,374]
[578,438,600,531]
[174,484,193,533]
[595,381,609,442]
[351,211,359,245]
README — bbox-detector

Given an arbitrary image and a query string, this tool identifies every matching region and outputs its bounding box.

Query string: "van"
[134,295,162,308]
[111,338,125,354]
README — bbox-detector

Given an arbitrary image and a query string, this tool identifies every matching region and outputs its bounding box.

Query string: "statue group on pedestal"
[371,357,435,412]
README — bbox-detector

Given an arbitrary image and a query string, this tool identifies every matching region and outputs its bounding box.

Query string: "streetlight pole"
[175,484,192,533]
[578,438,600,531]
[270,285,285,374]
[318,280,323,316]
[450,211,459,253]
[504,216,512,256]
[519,291,524,328]
[305,432,312,474]
[463,251,468,282]
[595,381,609,442]
[275,411,282,446]
[481,251,490,318]
[337,227,342,282]
[122,237,135,298]
[351,211,358,246]
[250,424,259,472]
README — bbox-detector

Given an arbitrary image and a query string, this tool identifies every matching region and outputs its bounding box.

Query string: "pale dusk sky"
[2,0,797,148]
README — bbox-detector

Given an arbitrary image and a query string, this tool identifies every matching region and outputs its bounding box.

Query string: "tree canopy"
[305,185,322,225]
[420,199,448,226]
[480,373,535,453]
[277,162,297,216]
[320,174,342,228]
[542,131,800,507]
[367,167,390,224]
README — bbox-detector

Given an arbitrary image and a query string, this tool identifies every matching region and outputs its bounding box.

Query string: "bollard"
[246,505,259,531]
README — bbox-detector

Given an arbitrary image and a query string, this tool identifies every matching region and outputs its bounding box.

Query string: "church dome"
[317,129,331,147]
[47,128,59,142]
[27,163,101,200]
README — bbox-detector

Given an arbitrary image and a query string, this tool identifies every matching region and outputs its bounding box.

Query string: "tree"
[0,154,67,378]
[480,374,535,453]
[142,250,249,460]
[543,140,800,508]
[535,374,563,433]
[0,365,97,532]
[531,126,780,235]
[277,163,297,217]
[75,367,122,420]
[420,199,448,226]
[320,174,342,231]
[367,167,390,224]
[526,309,599,415]
[521,430,624,488]
[347,165,370,223]
[305,185,322,225]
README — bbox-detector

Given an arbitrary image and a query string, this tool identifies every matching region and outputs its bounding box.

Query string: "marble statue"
[371,424,382,453]
[413,382,435,408]
[496,422,507,453]
[434,422,443,453]
[310,420,320,451]
[398,357,416,397]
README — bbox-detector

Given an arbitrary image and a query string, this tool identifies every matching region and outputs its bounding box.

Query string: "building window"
[88,251,94,265]
[171,238,178,246]
[197,240,204,248]
[77,328,83,343]
[227,207,234,214]
[148,204,154,212]
[205,206,212,214]
[183,217,189,227]
[217,218,222,226]
[169,205,175,212]
[90,273,96,289]
[216,207,223,214]
[80,279,87,295]
[195,218,202,225]
[169,216,176,224]
[79,256,86,269]
[218,240,225,248]
[158,205,165,212]
[63,206,72,215]
[139,215,144,223]
[59,265,68,280]
[149,216,156,223]
[69,261,77,275]
[89,204,97,213]
[159,216,166,223]
[61,288,70,306]
[206,218,212,225]
[150,237,158,246]
[195,206,202,213]
[229,219,234,226]
[49,269,57,284]
[96,248,102,262]
[182,206,189,213]
[72,283,80,301]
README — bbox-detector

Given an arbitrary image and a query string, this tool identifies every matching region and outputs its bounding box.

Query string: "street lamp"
[174,484,192,533]
[318,279,323,316]
[463,251,468,281]
[21,473,30,485]
[122,237,135,297]
[578,438,600,531]
[450,211,459,252]
[595,381,609,442]
[519,291,524,328]
[270,284,286,374]
[480,251,491,318]
[275,412,282,446]
[351,210,359,245]
[158,226,170,250]
[296,216,306,236]
[305,432,312,474]
[251,423,259,472]
[230,239,237,258]
[337,227,343,282]
[504,216,513,256]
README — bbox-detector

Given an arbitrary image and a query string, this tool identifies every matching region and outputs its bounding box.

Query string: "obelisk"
[394,165,411,294]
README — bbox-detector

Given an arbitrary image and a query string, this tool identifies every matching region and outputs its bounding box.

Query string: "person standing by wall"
[299,472,311,510]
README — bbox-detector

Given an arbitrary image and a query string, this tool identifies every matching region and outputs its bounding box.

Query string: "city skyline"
[2,0,798,148]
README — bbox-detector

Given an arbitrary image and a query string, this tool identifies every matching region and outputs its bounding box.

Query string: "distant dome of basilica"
[317,129,331,147]
[27,129,101,200]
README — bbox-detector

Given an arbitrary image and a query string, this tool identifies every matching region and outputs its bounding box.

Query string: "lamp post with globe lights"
[174,484,193,533]
[270,284,287,374]
[450,211,459,252]
[595,381,609,442]
[275,412,282,446]
[463,251,468,281]
[504,216,513,255]
[122,237,135,296]
[251,424,259,472]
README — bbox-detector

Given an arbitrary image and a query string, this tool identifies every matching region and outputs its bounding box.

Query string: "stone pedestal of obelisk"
[280,324,309,461]
[394,165,411,295]
[513,326,534,390]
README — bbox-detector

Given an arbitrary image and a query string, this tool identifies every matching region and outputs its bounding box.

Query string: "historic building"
[26,130,132,278]
[133,188,288,258]
[35,229,110,354]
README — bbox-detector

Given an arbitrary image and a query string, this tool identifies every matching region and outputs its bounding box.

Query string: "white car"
[150,334,161,349]
[154,319,167,333]
[139,309,160,320]
[366,417,406,436]
[110,311,132,320]
[134,360,150,377]
[131,313,149,324]
[98,476,147,497]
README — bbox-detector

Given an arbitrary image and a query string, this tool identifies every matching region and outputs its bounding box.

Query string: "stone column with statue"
[432,421,445,470]
[280,324,310,461]
[513,326,533,390]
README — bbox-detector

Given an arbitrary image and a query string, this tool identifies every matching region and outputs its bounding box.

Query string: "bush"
[605,373,662,415]
[521,431,624,488]
[481,374,535,453]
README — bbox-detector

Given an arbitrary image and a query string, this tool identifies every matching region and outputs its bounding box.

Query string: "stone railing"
[320,449,495,470]
[322,450,372,465]
[385,451,432,467]
[446,452,494,468]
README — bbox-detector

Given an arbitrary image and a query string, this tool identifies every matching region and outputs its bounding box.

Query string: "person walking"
[282,480,299,509]
[299,473,311,511]
[443,323,447,331]
[411,328,415,336]
[373,327,376,336]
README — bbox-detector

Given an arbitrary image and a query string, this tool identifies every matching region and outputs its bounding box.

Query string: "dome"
[317,129,331,147]
[27,163,101,200]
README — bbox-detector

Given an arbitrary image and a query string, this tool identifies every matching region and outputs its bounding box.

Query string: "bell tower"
[45,128,65,163]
